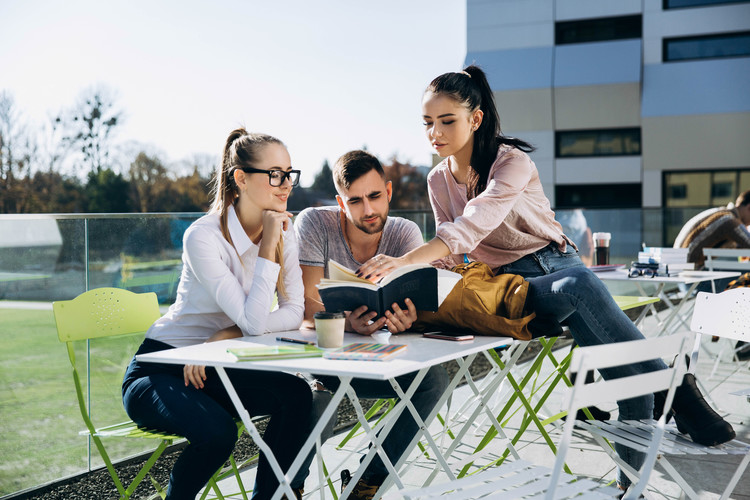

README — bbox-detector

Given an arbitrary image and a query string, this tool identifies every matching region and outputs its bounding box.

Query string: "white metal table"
[137,330,512,499]
[594,269,740,337]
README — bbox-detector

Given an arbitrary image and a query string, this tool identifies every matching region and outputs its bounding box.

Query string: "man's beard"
[353,213,387,235]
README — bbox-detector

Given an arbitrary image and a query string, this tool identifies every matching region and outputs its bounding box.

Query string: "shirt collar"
[227,205,254,255]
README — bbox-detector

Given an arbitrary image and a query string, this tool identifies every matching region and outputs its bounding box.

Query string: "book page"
[437,269,462,306]
[328,259,372,284]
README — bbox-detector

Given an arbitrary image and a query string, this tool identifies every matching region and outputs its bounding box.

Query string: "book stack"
[639,247,695,276]
[323,342,407,361]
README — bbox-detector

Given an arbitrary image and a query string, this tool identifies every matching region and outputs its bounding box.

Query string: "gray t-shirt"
[294,206,424,278]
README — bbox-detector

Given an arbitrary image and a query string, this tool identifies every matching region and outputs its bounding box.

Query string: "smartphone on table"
[423,332,474,341]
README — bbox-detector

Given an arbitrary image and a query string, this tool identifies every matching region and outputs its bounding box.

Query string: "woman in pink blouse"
[358,65,734,491]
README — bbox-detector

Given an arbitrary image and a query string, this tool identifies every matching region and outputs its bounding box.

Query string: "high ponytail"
[426,65,535,199]
[209,127,289,298]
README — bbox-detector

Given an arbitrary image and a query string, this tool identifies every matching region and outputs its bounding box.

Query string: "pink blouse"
[428,144,568,271]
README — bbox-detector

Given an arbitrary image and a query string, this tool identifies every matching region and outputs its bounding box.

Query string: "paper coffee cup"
[314,311,345,348]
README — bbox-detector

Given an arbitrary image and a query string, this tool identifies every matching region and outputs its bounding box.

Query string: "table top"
[612,295,660,311]
[594,269,740,284]
[137,330,513,381]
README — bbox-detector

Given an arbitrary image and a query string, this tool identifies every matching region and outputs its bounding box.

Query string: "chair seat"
[576,419,750,457]
[390,460,621,499]
[78,420,183,441]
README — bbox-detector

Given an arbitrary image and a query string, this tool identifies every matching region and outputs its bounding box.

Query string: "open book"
[316,260,460,317]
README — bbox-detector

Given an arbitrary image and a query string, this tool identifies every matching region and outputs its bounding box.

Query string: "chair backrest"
[703,248,750,272]
[691,288,750,342]
[548,331,693,500]
[53,287,161,342]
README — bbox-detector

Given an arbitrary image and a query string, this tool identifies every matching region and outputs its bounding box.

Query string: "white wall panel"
[468,23,554,52]
[556,157,642,184]
[642,169,662,208]
[555,0,642,21]
[468,0,553,27]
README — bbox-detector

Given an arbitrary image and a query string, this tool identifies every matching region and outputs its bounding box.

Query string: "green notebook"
[227,345,323,361]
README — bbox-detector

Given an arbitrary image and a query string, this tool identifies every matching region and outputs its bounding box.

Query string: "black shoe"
[736,341,750,361]
[575,406,611,421]
[654,373,735,446]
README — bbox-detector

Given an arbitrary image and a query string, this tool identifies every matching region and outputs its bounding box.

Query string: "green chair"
[54,287,248,500]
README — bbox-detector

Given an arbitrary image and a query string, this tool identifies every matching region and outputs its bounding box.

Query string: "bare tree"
[0,91,33,213]
[58,85,123,175]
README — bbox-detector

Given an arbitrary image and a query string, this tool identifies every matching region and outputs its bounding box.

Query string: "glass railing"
[0,207,696,494]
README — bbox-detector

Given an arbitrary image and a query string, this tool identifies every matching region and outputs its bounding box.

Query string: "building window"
[664,31,750,61]
[556,184,642,209]
[664,0,749,9]
[664,169,750,207]
[555,15,642,45]
[555,128,641,158]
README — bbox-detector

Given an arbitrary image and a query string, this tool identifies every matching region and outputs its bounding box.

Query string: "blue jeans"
[498,243,667,488]
[122,339,314,500]
[315,365,449,484]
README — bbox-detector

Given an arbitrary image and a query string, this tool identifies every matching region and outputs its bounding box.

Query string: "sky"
[0,0,467,187]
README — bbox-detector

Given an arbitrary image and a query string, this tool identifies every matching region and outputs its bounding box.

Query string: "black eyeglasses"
[240,167,301,187]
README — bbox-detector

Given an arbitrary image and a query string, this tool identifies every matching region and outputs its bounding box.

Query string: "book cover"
[323,342,407,361]
[227,345,323,361]
[317,260,439,316]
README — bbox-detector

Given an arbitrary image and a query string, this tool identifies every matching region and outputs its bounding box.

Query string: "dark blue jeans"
[498,243,667,487]
[122,339,313,500]
[315,365,449,484]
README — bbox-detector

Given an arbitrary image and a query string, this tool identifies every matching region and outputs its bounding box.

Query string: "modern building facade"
[465,0,750,210]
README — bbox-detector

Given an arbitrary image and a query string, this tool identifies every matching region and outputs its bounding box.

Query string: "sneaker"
[340,469,379,500]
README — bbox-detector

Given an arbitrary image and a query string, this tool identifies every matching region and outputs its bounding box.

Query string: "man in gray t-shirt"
[294,158,423,334]
[294,150,448,499]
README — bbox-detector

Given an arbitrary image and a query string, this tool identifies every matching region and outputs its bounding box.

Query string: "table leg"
[214,366,297,500]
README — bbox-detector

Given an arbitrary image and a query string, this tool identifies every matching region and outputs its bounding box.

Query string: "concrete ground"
[206,313,750,500]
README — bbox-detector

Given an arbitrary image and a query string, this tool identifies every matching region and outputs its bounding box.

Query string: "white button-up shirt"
[147,206,304,347]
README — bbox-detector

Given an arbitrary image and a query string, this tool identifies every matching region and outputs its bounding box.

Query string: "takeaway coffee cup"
[592,232,611,266]
[314,311,346,348]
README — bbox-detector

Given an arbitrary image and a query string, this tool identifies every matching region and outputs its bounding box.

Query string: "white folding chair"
[691,287,750,381]
[386,332,693,500]
[578,290,750,500]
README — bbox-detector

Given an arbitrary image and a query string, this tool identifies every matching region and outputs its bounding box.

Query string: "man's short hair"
[333,150,386,192]
[736,190,750,208]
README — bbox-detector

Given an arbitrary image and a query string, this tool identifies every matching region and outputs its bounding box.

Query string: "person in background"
[673,189,750,268]
[358,65,735,492]
[122,129,311,500]
[556,208,594,267]
[674,190,750,358]
[294,150,449,500]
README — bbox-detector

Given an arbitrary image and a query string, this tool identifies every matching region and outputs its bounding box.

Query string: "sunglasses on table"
[240,167,301,187]
[628,264,659,278]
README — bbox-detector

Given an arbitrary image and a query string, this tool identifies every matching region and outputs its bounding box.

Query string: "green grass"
[0,307,154,495]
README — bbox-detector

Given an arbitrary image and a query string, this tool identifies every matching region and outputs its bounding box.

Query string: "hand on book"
[347,298,417,335]
[383,298,416,333]
[356,254,408,282]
